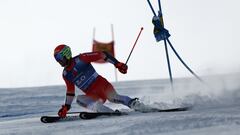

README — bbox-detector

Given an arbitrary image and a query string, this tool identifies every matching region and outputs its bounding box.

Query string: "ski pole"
[147,0,157,16]
[158,0,162,13]
[125,27,144,65]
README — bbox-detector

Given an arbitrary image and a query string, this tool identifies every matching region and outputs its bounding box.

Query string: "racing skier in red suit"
[54,44,139,118]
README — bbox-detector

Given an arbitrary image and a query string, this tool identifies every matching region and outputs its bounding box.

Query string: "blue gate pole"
[164,38,173,88]
[147,0,157,16]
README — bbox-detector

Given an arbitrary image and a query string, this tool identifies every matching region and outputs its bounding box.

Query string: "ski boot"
[128,98,146,111]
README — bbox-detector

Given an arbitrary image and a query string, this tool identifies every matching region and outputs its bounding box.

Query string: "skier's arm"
[79,51,118,64]
[63,76,75,108]
[59,92,74,117]
[79,51,106,63]
[102,51,128,74]
[80,51,128,74]
[102,51,119,65]
[58,76,75,118]
[79,51,119,64]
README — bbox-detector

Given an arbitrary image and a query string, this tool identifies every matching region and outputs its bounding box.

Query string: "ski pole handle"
[125,27,144,65]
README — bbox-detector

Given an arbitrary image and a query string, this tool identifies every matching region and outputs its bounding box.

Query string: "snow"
[0,73,240,135]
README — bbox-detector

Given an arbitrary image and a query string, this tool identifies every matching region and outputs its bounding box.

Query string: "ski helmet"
[54,44,72,62]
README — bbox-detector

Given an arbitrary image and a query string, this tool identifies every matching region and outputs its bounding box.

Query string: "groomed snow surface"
[0,73,240,135]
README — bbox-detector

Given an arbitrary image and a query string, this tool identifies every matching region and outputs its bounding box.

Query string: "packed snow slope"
[0,73,240,135]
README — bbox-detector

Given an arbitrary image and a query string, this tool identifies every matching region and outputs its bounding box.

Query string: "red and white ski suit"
[62,51,131,112]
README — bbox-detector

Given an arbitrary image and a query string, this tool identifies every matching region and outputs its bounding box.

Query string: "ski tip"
[40,116,60,123]
[40,116,49,123]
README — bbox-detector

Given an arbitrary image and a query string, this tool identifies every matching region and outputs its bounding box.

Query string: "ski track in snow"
[0,73,240,135]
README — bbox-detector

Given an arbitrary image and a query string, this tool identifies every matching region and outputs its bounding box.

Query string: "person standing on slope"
[54,44,140,118]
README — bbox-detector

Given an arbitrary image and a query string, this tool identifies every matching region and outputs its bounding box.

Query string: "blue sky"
[0,0,239,88]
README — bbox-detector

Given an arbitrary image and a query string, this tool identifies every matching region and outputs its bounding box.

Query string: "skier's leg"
[107,90,132,107]
[76,95,114,112]
[86,75,142,109]
[105,84,145,110]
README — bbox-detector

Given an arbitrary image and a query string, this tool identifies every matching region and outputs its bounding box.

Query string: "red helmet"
[54,44,72,62]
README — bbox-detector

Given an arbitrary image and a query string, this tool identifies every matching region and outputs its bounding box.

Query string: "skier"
[54,44,140,118]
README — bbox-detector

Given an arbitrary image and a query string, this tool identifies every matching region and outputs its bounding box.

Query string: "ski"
[142,106,190,113]
[40,111,126,123]
[41,115,81,123]
[79,111,126,119]
[158,106,189,112]
[41,107,190,123]
[133,106,191,113]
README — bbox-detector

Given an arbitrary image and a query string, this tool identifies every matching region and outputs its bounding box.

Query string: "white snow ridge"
[0,73,240,135]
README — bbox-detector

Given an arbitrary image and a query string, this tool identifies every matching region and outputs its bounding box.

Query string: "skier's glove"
[115,62,128,74]
[58,104,71,118]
